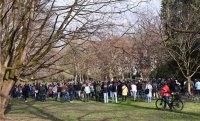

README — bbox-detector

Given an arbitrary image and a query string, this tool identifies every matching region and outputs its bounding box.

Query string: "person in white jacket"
[131,81,137,101]
[145,81,153,103]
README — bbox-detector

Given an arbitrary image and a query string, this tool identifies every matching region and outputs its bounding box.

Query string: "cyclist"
[161,82,172,111]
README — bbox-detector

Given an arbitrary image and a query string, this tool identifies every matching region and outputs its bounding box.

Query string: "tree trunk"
[74,62,79,84]
[187,76,191,95]
[122,72,125,80]
[74,72,78,84]
[109,67,113,82]
[79,73,82,83]
[87,69,89,82]
[0,79,15,119]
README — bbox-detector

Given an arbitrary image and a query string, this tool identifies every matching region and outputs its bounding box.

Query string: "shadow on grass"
[7,99,64,121]
[120,102,157,110]
[119,101,200,118]
[7,99,200,121]
[77,109,124,121]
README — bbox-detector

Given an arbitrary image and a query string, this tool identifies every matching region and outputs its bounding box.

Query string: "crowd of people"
[11,78,200,105]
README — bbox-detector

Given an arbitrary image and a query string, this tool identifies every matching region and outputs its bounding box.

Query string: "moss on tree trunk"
[0,79,15,120]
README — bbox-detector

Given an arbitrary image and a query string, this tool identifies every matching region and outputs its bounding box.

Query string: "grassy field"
[5,98,200,121]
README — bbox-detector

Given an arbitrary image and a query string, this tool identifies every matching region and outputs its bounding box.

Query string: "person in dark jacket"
[68,83,75,103]
[117,81,122,99]
[39,84,47,101]
[102,82,109,103]
[111,82,118,103]
[22,84,29,102]
[95,84,102,102]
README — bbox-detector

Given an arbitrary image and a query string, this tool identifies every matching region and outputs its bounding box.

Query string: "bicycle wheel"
[172,99,184,111]
[155,99,164,110]
[192,96,199,103]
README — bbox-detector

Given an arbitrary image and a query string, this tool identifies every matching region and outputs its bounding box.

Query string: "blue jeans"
[132,91,137,101]
[53,93,58,101]
[75,91,81,99]
[147,96,152,103]
[69,92,74,101]
[62,93,69,102]
[139,91,145,99]
[110,91,113,98]
[164,96,172,111]
[40,94,46,101]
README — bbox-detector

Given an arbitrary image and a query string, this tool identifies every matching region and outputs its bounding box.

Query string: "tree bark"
[109,66,113,81]
[187,76,191,95]
[0,79,15,119]
[122,72,125,80]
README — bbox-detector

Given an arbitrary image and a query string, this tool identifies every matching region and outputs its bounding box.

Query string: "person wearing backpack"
[145,81,152,103]
[111,82,118,103]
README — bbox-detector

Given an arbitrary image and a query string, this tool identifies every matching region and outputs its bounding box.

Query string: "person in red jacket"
[161,82,172,111]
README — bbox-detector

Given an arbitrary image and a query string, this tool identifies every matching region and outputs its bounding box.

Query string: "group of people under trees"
[12,80,130,103]
[11,78,200,106]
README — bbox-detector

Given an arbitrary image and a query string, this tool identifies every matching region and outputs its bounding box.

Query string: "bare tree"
[0,0,148,118]
[162,0,200,94]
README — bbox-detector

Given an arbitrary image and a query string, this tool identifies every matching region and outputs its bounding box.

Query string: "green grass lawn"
[5,98,200,121]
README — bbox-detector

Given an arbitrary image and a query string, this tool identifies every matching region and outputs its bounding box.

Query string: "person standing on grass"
[76,82,82,100]
[111,81,118,103]
[68,83,75,103]
[131,81,137,101]
[122,83,128,102]
[52,84,58,101]
[90,83,95,99]
[161,82,172,111]
[61,83,68,102]
[81,83,86,101]
[117,81,122,99]
[152,80,158,99]
[48,84,53,98]
[145,81,153,103]
[84,83,90,102]
[95,83,102,101]
[57,83,61,99]
[141,81,146,100]
[109,82,113,98]
[40,84,47,101]
[102,82,109,103]
[22,84,29,102]
[173,80,181,93]
[137,81,142,99]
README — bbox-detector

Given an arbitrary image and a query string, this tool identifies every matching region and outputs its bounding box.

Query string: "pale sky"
[54,0,162,35]
[109,0,162,31]
[145,0,162,14]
